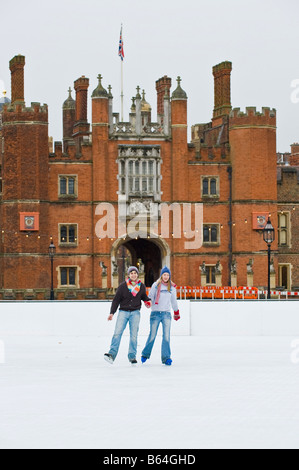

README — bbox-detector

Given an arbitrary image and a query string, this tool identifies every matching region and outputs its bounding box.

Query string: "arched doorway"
[112,237,170,287]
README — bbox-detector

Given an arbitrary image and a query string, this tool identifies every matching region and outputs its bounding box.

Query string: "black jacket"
[110,281,150,315]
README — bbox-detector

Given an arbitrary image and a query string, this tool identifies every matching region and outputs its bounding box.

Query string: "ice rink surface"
[1,333,299,449]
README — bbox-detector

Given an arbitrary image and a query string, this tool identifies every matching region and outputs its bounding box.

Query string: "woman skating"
[141,266,180,366]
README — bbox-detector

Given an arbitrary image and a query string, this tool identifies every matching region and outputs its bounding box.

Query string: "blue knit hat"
[161,266,171,277]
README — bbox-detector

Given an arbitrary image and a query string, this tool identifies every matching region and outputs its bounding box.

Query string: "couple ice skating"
[104,266,180,365]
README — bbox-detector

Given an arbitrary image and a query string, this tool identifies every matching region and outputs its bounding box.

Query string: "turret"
[1,55,49,291]
[229,106,278,268]
[63,87,76,153]
[171,76,188,200]
[141,90,152,126]
[91,74,109,201]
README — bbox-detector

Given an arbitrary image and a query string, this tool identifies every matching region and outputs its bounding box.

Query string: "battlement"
[2,102,48,113]
[229,107,276,128]
[1,102,48,124]
[50,136,91,160]
[230,107,276,118]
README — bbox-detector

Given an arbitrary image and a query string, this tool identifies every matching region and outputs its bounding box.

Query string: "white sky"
[1,0,299,152]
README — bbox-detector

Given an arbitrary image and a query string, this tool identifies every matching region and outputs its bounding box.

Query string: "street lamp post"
[48,241,56,300]
[263,218,275,300]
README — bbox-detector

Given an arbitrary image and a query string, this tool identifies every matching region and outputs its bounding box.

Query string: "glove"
[174,310,180,321]
[144,301,151,309]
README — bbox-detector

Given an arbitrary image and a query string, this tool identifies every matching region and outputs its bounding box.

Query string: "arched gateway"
[111,236,171,287]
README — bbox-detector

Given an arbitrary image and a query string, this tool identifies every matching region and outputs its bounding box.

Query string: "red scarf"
[126,278,141,297]
[155,278,176,305]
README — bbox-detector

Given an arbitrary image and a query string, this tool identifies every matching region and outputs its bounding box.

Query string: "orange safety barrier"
[144,285,260,300]
[236,286,258,300]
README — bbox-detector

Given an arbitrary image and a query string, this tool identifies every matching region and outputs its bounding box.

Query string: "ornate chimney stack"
[73,76,90,153]
[9,55,25,104]
[212,61,232,125]
[156,75,171,123]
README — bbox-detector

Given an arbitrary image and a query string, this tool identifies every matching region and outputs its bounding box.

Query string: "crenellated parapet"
[2,102,48,125]
[229,107,276,129]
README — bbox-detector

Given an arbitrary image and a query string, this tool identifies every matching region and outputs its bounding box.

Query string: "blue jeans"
[109,310,140,361]
[142,311,172,363]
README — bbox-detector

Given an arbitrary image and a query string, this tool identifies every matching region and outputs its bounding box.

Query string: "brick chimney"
[212,61,232,124]
[156,75,171,120]
[73,76,90,152]
[9,55,25,104]
[74,76,89,123]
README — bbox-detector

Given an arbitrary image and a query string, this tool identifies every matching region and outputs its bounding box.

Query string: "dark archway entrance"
[116,238,162,287]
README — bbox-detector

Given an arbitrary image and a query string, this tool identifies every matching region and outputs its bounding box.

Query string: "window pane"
[281,266,288,288]
[68,226,75,243]
[149,161,154,175]
[210,179,217,195]
[142,178,147,191]
[69,268,76,285]
[211,266,216,284]
[128,161,133,175]
[279,230,287,246]
[203,227,209,242]
[142,161,147,174]
[135,178,140,191]
[203,179,209,195]
[60,177,67,195]
[279,214,287,228]
[60,226,67,243]
[211,227,218,242]
[68,177,75,195]
[129,178,133,192]
[121,161,125,175]
[148,178,153,192]
[206,266,216,285]
[61,268,67,285]
[121,178,125,193]
[135,161,139,175]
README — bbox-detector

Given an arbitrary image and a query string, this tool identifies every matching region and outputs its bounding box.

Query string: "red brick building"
[0,54,297,299]
[277,145,299,290]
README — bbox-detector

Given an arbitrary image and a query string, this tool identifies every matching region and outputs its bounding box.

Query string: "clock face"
[20,212,39,231]
[24,216,35,229]
[257,215,266,228]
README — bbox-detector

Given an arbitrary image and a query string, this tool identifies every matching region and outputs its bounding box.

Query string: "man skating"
[104,266,151,364]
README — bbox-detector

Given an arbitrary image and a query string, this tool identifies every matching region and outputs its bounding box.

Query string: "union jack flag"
[118,26,124,61]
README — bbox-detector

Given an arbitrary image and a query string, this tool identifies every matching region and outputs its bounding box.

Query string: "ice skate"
[104,353,114,364]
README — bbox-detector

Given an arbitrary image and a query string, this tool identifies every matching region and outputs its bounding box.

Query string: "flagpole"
[118,23,124,122]
[121,57,124,122]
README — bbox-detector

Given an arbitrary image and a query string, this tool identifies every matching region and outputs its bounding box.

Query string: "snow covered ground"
[1,333,299,449]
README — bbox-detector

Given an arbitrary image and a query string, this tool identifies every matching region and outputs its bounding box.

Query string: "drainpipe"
[227,166,233,286]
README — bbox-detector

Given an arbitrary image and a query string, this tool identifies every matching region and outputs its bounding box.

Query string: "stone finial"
[108,85,113,99]
[92,74,108,98]
[131,96,136,111]
[172,76,187,100]
[136,86,141,99]
[63,87,75,110]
